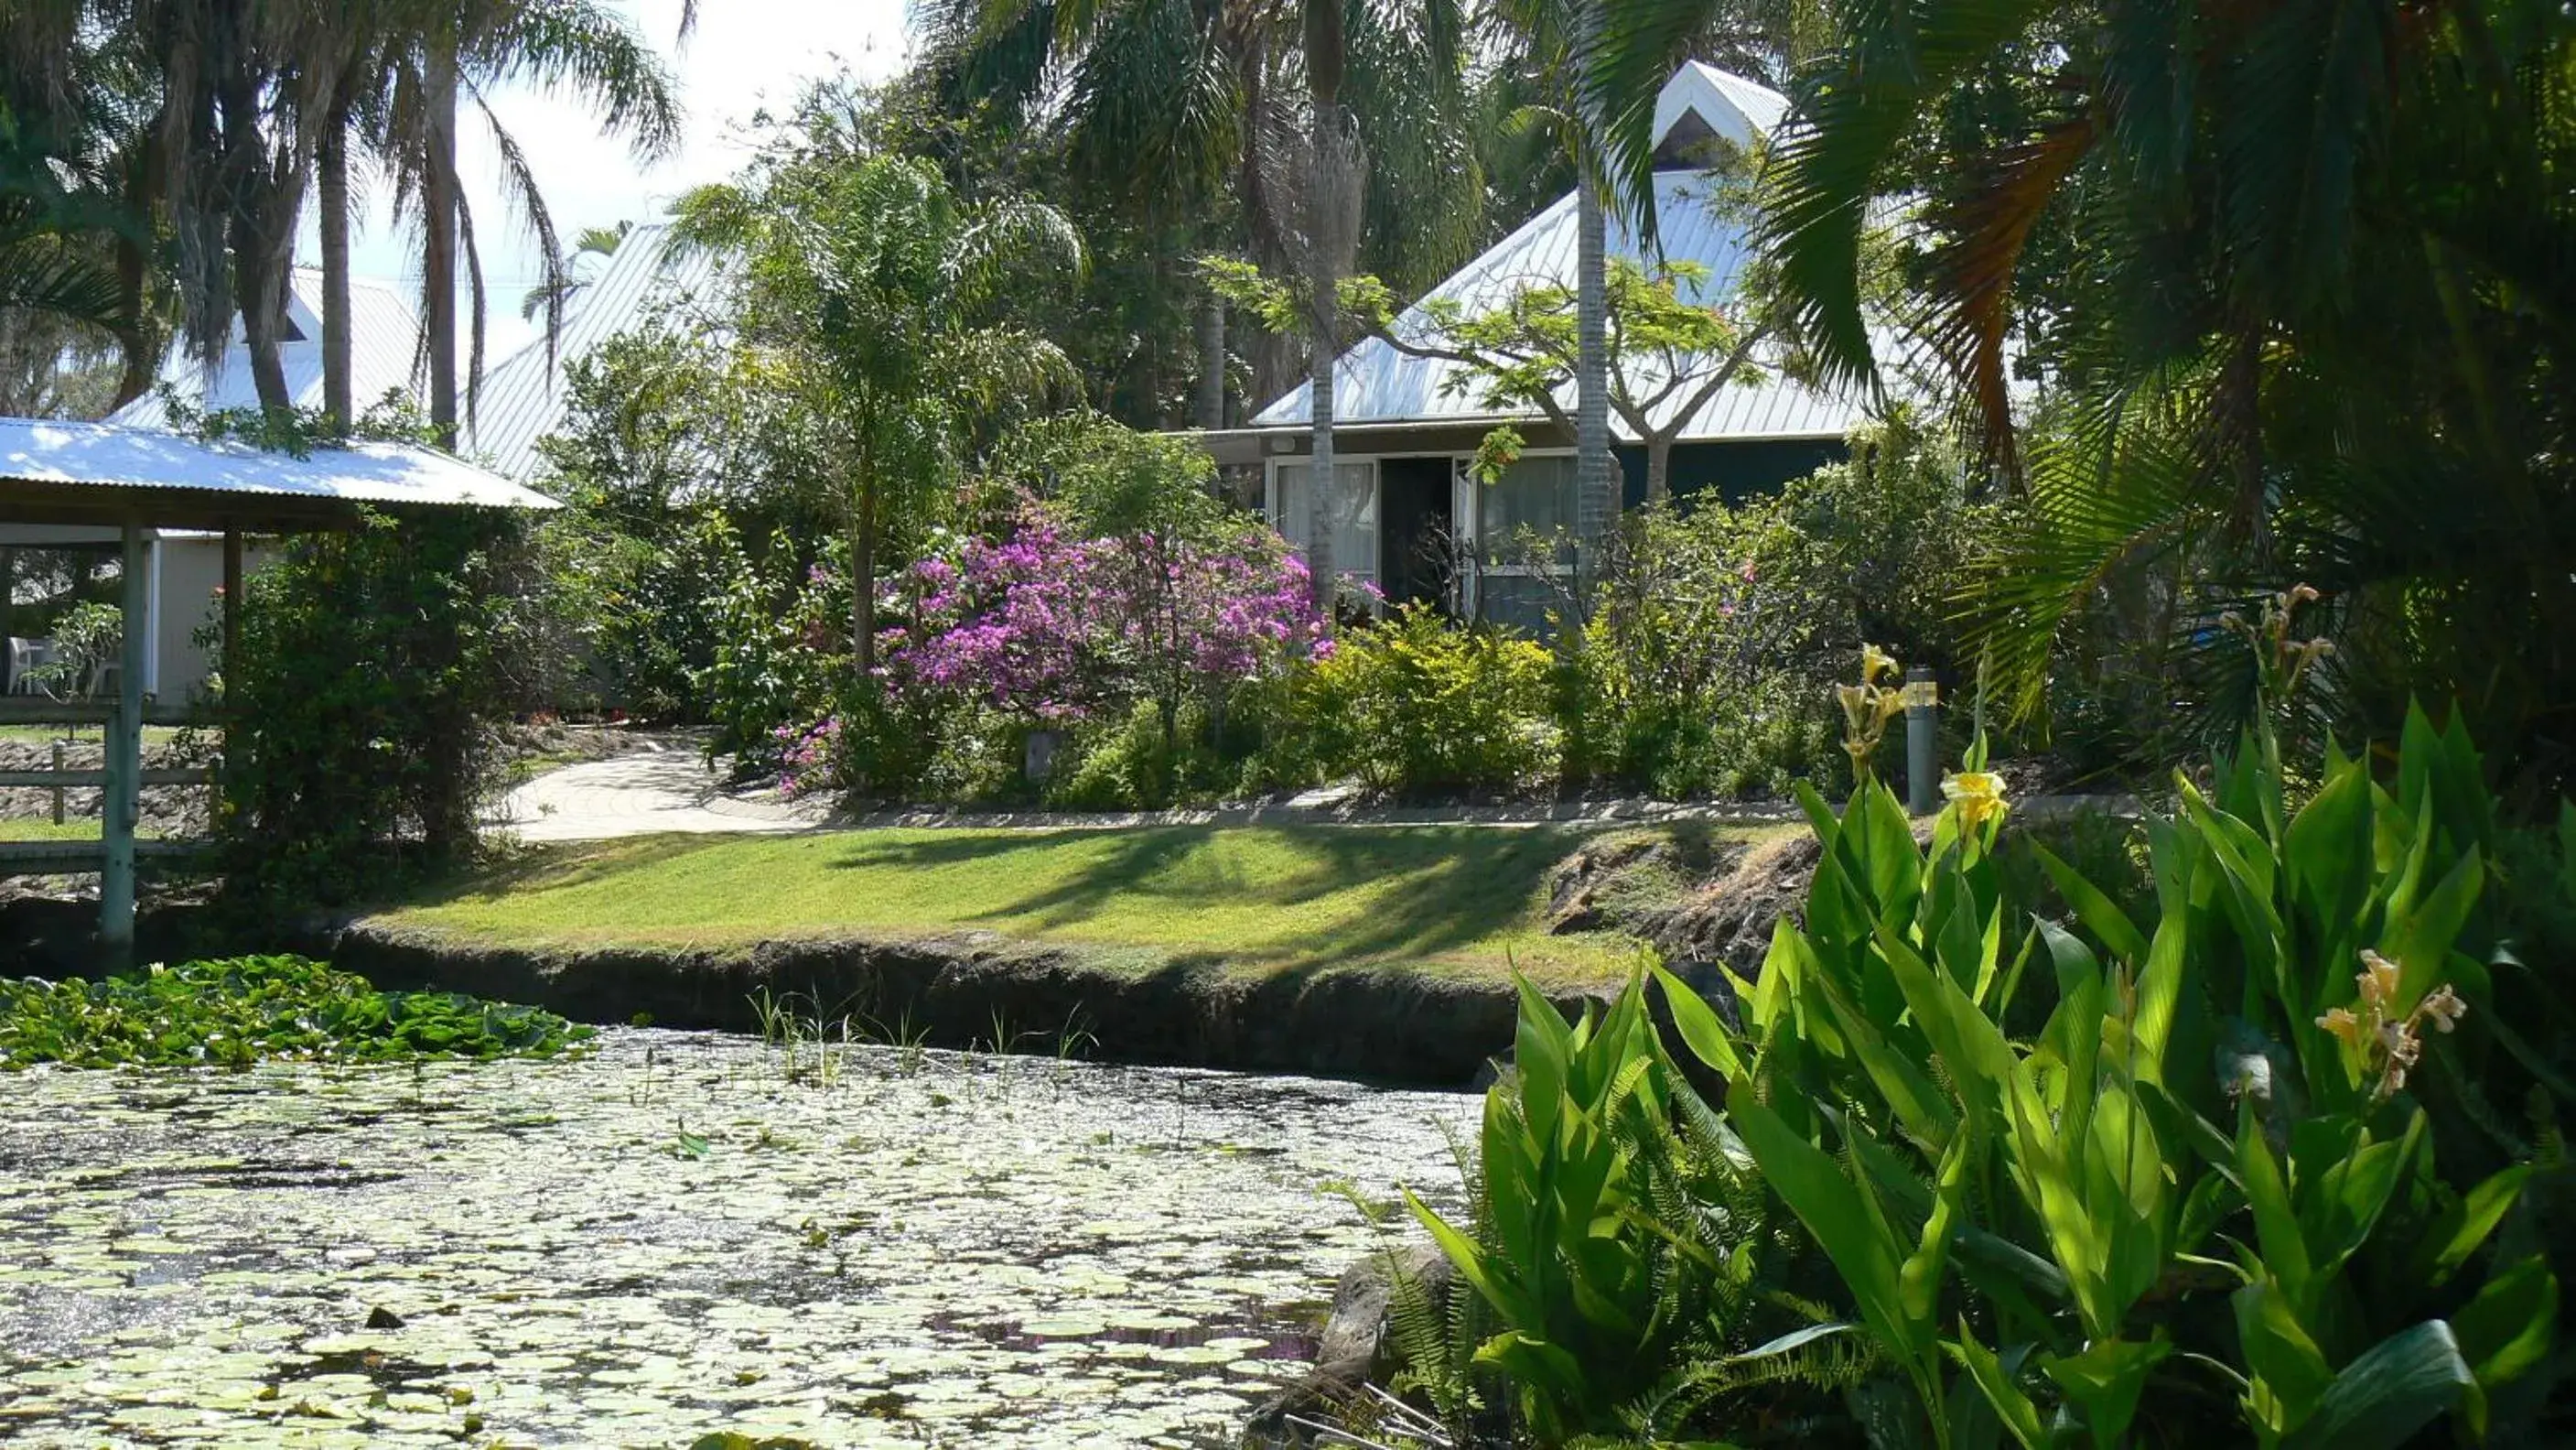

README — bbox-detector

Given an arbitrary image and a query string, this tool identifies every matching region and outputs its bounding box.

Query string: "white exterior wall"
[149,536,274,704]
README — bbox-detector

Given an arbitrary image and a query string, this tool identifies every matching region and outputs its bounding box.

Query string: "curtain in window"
[1273,461,1377,585]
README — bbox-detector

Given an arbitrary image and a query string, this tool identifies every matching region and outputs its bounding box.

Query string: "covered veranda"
[0,417,558,966]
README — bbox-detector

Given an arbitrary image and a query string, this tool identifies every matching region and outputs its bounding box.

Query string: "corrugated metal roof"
[464,223,728,482]
[1251,63,1865,444]
[108,271,423,430]
[2,417,559,511]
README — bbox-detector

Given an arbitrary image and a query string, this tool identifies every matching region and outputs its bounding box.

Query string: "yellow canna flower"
[1861,644,1899,687]
[1941,771,2008,828]
[2419,985,2468,1033]
[2358,949,2402,1012]
[2316,1007,2367,1051]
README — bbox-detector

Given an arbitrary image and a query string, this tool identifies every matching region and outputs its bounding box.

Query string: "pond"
[0,1030,1478,1447]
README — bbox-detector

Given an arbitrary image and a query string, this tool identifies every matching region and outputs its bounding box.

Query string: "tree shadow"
[815,824,1590,969]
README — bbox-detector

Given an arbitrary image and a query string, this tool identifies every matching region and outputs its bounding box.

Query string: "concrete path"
[498,739,829,842]
[499,738,2139,843]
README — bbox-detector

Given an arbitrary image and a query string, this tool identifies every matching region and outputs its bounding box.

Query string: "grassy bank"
[373,823,1776,984]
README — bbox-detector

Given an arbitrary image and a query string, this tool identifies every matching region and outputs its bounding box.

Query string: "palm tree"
[520,220,629,322]
[675,154,1083,674]
[1482,0,1741,572]
[308,0,685,442]
[921,0,1482,613]
[1757,0,2576,770]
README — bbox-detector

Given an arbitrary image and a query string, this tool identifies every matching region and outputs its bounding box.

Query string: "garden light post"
[1904,665,1938,816]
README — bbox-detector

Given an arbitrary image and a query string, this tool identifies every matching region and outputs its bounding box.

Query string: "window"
[1272,460,1378,592]
[1482,454,1578,542]
[1460,454,1579,633]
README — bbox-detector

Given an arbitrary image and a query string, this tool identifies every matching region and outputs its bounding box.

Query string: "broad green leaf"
[2408,1165,2530,1289]
[1729,1079,1917,1358]
[2236,1110,2314,1309]
[1951,1322,2044,1450]
[2034,843,2150,966]
[2233,1282,2333,1430]
[1652,965,1743,1080]
[2378,847,2484,1011]
[2280,1320,2474,1450]
[2452,1256,2557,1390]
[2043,1336,2170,1445]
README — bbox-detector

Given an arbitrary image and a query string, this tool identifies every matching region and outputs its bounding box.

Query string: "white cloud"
[306,0,911,365]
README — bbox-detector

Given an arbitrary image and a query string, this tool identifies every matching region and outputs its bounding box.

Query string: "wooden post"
[0,545,13,694]
[221,526,243,689]
[100,521,146,968]
[49,741,65,825]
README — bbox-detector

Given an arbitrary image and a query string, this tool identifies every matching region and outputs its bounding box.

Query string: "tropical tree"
[520,220,629,322]
[922,0,1483,613]
[1759,0,2576,781]
[307,0,685,438]
[1381,255,1769,503]
[674,151,1083,673]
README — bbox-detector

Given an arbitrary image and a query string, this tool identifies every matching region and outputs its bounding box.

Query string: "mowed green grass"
[375,824,1773,983]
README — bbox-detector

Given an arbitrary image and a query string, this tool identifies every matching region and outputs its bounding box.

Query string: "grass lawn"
[374,823,1782,985]
[0,724,196,749]
[0,819,167,841]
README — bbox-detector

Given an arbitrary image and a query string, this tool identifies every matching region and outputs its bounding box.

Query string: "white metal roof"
[464,222,728,482]
[108,270,425,430]
[0,417,560,512]
[1251,62,1866,444]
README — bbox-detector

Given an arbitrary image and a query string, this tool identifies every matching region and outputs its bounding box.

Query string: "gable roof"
[463,222,728,482]
[1,417,559,525]
[1250,62,1864,444]
[108,270,424,431]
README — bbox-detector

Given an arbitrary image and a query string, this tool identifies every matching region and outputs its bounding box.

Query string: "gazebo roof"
[0,417,560,532]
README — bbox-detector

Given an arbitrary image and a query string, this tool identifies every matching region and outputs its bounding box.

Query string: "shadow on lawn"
[815,825,1584,968]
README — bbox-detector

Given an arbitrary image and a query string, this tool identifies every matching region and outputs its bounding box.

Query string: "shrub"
[219,509,540,904]
[1674,706,2568,1446]
[1297,605,1557,797]
[1404,974,1861,1442]
[1560,417,1998,799]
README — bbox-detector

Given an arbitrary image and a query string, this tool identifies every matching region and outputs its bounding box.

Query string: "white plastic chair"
[6,637,51,695]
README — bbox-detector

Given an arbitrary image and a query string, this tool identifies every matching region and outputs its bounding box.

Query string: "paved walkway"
[498,740,828,842]
[500,741,2142,845]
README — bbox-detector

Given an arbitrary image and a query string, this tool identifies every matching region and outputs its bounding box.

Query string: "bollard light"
[1903,666,1939,816]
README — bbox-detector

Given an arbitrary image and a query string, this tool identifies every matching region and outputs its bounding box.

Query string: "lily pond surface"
[0,1030,1477,1447]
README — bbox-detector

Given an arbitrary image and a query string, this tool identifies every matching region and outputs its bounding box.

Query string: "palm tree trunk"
[854,474,879,676]
[1304,0,1351,622]
[1307,319,1337,618]
[1196,287,1226,430]
[319,82,354,427]
[425,37,460,449]
[1575,166,1614,552]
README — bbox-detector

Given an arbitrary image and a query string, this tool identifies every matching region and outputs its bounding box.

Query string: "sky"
[302,0,912,364]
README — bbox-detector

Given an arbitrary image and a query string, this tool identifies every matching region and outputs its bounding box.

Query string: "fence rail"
[0,712,221,878]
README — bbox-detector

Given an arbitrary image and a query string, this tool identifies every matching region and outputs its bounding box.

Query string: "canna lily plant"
[1654,702,2559,1448]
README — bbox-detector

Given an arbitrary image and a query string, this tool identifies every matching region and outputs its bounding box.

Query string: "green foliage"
[27,599,120,696]
[218,509,542,904]
[1296,606,1559,797]
[1405,970,1859,1443]
[1675,711,2568,1447]
[1767,0,2576,781]
[1563,417,1995,797]
[0,956,593,1069]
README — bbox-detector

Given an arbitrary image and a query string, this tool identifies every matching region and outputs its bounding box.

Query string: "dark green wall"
[1616,438,1848,510]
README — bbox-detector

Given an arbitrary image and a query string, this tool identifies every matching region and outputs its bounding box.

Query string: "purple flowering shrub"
[749,503,1327,806]
[888,508,1327,740]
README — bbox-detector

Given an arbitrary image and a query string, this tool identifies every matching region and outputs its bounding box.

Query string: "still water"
[0,1030,1477,1447]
